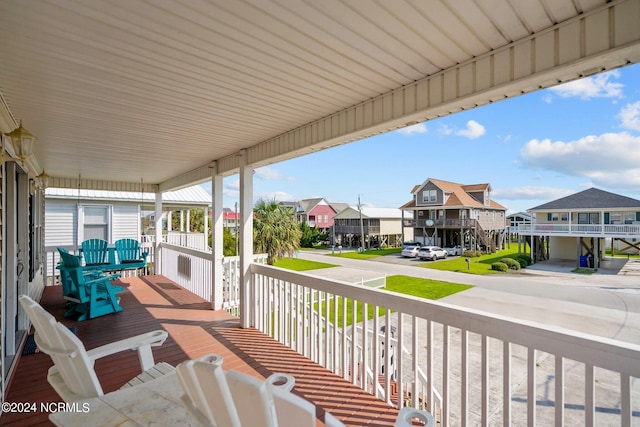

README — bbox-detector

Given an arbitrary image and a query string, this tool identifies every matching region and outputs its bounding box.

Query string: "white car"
[444,245,462,256]
[401,245,421,258]
[418,246,448,261]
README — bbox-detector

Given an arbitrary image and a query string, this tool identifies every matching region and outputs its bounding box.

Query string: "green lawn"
[419,246,522,274]
[327,247,401,259]
[273,257,337,271]
[318,275,472,327]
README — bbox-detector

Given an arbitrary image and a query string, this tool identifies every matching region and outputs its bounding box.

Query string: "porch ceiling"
[0,0,639,191]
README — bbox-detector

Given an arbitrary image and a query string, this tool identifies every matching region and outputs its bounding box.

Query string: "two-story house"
[400,178,507,251]
[520,188,640,268]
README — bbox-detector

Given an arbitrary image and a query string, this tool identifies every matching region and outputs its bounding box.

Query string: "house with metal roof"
[333,207,411,249]
[401,178,507,251]
[44,185,211,273]
[519,188,640,268]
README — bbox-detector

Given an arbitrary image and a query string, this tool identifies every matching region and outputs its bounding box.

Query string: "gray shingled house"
[519,188,640,268]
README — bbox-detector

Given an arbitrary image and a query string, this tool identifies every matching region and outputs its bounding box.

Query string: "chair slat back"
[176,354,241,427]
[81,239,109,265]
[58,248,90,300]
[115,238,141,262]
[18,295,103,400]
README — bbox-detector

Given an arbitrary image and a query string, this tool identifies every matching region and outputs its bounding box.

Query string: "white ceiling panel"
[0,0,635,189]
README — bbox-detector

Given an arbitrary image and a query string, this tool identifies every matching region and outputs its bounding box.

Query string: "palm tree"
[253,198,302,265]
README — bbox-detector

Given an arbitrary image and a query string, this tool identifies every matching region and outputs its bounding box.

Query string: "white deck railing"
[158,243,266,312]
[519,223,640,237]
[250,263,640,427]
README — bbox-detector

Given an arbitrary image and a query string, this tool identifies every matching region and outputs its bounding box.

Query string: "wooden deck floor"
[1,275,405,426]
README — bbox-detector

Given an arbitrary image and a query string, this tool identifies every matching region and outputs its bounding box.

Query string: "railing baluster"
[412,316,419,410]
[333,293,338,374]
[585,363,595,427]
[325,291,331,369]
[528,348,536,427]
[426,319,433,415]
[621,373,631,427]
[341,296,348,380]
[443,324,450,427]
[351,298,357,385]
[373,304,380,399]
[461,329,468,427]
[503,340,511,426]
[482,334,489,425]
[362,302,369,393]
[555,355,564,427]
[397,312,404,408]
[384,309,391,405]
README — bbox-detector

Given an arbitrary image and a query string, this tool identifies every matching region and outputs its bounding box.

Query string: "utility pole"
[358,195,365,252]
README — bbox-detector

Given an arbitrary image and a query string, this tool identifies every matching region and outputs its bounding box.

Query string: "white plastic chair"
[177,353,436,427]
[18,294,174,402]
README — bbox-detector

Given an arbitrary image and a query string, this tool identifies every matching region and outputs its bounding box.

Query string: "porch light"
[4,120,36,163]
[36,169,49,189]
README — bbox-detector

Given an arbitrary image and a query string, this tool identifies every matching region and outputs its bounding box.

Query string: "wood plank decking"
[1,275,405,426]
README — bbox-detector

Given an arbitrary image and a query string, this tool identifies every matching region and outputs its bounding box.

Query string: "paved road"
[297,250,640,344]
[297,251,640,425]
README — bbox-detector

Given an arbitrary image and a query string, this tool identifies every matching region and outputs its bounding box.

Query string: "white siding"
[45,201,77,247]
[112,203,140,241]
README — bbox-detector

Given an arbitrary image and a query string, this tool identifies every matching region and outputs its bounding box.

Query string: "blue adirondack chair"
[115,238,148,273]
[57,249,123,321]
[81,238,110,267]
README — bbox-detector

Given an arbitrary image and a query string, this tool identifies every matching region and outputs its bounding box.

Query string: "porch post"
[239,150,254,328]
[203,206,209,249]
[154,192,163,274]
[211,162,224,310]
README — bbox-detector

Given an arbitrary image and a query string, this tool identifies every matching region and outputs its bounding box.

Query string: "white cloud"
[256,191,296,202]
[254,166,293,181]
[548,70,623,100]
[520,132,640,188]
[492,186,575,200]
[455,120,486,139]
[542,94,553,104]
[397,123,427,135]
[618,101,640,131]
[439,124,453,136]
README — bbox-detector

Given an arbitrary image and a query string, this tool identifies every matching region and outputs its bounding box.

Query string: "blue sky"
[211,62,640,214]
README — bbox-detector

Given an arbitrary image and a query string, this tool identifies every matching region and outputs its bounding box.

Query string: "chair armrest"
[266,373,295,392]
[86,330,168,371]
[393,407,436,427]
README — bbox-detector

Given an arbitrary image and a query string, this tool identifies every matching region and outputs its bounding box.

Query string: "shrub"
[501,258,521,270]
[463,250,482,258]
[491,262,508,272]
[517,254,532,265]
[515,256,529,267]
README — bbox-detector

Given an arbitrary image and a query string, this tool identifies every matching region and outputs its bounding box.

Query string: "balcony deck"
[1,275,405,426]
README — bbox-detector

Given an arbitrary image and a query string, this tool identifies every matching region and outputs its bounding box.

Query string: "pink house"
[295,198,348,231]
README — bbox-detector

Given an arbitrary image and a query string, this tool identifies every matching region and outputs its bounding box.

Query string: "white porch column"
[167,211,172,231]
[239,150,254,328]
[154,192,163,274]
[203,206,209,249]
[180,210,185,232]
[211,163,224,310]
[186,209,191,232]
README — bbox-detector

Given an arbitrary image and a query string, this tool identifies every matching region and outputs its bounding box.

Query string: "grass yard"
[420,246,523,275]
[273,257,337,271]
[328,247,402,260]
[318,275,472,327]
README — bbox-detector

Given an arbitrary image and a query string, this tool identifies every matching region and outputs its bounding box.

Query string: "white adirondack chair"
[177,353,436,427]
[18,295,174,402]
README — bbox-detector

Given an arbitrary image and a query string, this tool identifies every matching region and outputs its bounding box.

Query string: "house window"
[418,211,424,217]
[430,190,437,202]
[561,213,568,221]
[82,205,110,241]
[624,212,635,224]
[324,215,328,223]
[608,213,621,224]
[438,210,444,219]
